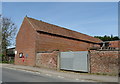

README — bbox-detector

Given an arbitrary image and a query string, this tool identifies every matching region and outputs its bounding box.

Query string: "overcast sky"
[2,2,118,37]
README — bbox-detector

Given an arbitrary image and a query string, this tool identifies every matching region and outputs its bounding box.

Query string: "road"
[2,67,77,83]
[1,67,118,84]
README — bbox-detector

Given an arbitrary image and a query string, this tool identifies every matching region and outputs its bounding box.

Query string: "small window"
[19,53,23,58]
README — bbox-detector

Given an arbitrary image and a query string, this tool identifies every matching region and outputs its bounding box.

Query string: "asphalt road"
[2,67,74,83]
[1,67,118,84]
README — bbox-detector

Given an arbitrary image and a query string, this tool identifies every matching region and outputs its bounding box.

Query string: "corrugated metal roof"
[26,17,102,43]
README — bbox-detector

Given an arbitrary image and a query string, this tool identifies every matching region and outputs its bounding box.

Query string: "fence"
[35,50,119,75]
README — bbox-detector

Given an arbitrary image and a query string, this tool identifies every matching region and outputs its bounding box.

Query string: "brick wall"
[89,50,119,75]
[109,41,120,48]
[36,51,59,69]
[15,17,36,66]
[36,33,96,52]
[15,17,101,67]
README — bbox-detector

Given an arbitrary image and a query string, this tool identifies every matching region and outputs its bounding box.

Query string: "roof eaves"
[36,30,100,44]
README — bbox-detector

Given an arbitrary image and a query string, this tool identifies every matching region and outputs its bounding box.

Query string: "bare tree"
[0,15,2,51]
[2,16,17,61]
[0,15,1,62]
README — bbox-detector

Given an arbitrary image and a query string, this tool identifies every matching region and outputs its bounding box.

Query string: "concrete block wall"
[89,50,119,75]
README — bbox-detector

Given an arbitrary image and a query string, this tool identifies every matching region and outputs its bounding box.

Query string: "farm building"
[14,16,102,67]
[7,47,15,63]
[108,40,120,49]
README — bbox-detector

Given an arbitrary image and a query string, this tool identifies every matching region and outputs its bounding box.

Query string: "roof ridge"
[25,16,36,29]
[26,17,96,37]
[26,16,102,43]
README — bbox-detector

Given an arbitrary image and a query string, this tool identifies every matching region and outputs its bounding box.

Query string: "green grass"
[0,54,2,57]
[87,72,118,76]
[0,61,8,63]
[0,60,14,64]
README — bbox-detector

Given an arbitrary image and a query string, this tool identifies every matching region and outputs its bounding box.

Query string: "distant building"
[7,47,15,56]
[7,47,15,63]
[108,40,120,48]
[95,40,120,50]
[15,16,102,66]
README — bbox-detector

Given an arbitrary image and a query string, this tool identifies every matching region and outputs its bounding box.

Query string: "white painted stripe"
[46,74,51,76]
[29,71,35,73]
[25,71,32,73]
[5,67,16,70]
[81,80,85,82]
[57,76,64,78]
[75,79,79,80]
[35,72,41,74]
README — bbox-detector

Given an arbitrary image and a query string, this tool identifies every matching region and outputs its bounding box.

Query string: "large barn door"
[60,51,88,72]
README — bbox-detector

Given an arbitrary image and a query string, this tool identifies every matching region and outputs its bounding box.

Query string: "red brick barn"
[15,16,102,66]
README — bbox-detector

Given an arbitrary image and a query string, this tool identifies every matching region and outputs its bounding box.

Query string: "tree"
[2,16,17,61]
[0,15,2,54]
[94,35,120,41]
